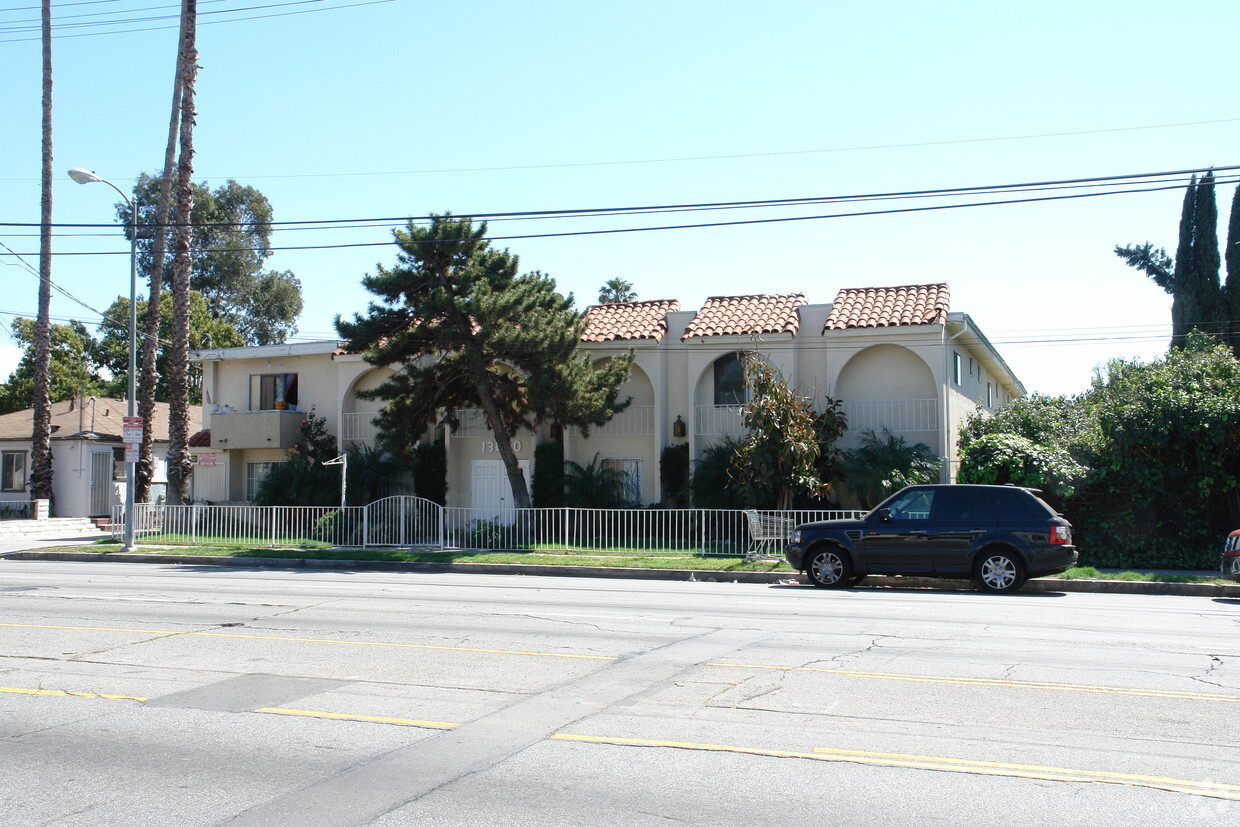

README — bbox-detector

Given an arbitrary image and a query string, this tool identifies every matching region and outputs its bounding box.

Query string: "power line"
[7,164,1237,232]
[0,239,167,346]
[217,117,1240,181]
[0,0,229,27]
[0,0,391,41]
[0,0,132,13]
[8,177,1222,257]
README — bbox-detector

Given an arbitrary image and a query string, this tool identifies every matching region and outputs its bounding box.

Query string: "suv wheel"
[806,547,853,588]
[974,550,1026,594]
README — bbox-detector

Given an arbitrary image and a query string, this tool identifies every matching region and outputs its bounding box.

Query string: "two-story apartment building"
[189,283,1023,509]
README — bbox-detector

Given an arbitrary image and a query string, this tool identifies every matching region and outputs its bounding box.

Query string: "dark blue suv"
[785,484,1078,593]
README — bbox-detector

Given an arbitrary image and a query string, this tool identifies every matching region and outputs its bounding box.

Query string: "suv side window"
[934,487,996,522]
[995,488,1053,520]
[885,488,935,520]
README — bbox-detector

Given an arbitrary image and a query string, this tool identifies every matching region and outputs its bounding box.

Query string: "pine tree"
[336,214,632,509]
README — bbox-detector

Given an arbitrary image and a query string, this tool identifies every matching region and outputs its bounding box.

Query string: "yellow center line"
[11,685,1236,800]
[0,686,147,702]
[553,734,1240,800]
[0,622,617,661]
[708,662,1240,703]
[255,707,457,729]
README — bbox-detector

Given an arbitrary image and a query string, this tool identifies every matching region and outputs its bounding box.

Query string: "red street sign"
[123,415,143,444]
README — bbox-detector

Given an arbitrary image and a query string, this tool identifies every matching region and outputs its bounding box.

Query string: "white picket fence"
[112,497,864,557]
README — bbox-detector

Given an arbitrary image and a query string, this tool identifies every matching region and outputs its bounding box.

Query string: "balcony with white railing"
[452,408,491,437]
[840,398,938,433]
[341,411,381,443]
[569,405,655,438]
[695,404,747,436]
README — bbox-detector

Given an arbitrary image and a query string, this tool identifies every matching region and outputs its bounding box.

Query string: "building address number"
[481,439,521,454]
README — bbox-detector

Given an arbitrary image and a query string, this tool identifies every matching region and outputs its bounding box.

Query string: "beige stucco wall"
[0,438,176,517]
[191,305,1024,506]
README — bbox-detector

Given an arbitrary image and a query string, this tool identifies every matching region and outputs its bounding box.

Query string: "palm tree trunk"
[166,0,197,505]
[134,7,187,503]
[30,0,54,506]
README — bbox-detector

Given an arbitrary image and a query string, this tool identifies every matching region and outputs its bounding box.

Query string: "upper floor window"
[2,451,27,492]
[713,352,748,406]
[251,373,298,410]
[953,352,962,386]
[986,382,993,408]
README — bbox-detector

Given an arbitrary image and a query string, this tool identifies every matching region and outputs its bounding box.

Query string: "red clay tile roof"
[824,284,950,331]
[682,294,807,340]
[582,299,680,343]
[188,429,212,448]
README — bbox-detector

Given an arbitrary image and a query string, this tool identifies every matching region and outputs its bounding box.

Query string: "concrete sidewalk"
[3,542,1238,598]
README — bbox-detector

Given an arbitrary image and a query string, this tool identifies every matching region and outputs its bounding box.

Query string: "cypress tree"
[1225,183,1240,356]
[1169,175,1198,345]
[1188,170,1222,336]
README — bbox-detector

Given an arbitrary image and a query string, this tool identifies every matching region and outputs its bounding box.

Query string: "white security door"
[470,460,530,523]
[89,451,113,517]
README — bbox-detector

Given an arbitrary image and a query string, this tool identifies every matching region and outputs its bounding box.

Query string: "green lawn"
[38,541,1232,583]
[67,540,790,572]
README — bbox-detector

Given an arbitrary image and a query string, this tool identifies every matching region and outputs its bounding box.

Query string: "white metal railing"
[112,499,863,557]
[116,502,371,547]
[341,411,381,443]
[452,409,491,437]
[840,398,938,433]
[695,404,747,436]
[568,405,655,437]
[365,495,443,546]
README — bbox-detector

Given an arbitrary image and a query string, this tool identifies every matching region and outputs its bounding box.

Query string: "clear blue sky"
[2,0,1238,396]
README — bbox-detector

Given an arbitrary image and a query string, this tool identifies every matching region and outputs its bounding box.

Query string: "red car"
[1223,530,1240,582]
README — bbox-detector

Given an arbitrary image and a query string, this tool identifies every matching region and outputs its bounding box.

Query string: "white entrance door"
[89,451,113,517]
[470,459,530,523]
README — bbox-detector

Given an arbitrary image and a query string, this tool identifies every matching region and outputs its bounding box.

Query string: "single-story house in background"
[188,283,1024,510]
[0,397,200,518]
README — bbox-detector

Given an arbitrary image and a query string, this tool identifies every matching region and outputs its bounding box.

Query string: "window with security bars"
[602,458,641,504]
[245,461,284,501]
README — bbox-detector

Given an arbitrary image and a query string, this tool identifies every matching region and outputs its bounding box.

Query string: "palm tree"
[166,0,198,504]
[30,0,54,503]
[842,428,940,509]
[132,11,187,503]
[597,278,637,304]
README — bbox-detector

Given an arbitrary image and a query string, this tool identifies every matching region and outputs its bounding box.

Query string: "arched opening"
[836,345,937,443]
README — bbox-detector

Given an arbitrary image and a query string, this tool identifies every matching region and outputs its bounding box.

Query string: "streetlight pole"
[68,167,138,553]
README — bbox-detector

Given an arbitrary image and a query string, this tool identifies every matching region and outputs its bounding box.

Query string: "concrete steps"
[0,517,111,540]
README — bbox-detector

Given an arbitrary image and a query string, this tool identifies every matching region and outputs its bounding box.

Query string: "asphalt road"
[2,560,1239,826]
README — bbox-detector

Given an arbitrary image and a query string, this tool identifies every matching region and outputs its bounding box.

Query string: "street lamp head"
[67,167,104,185]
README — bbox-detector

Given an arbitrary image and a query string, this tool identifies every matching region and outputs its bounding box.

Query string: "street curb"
[5,550,1240,597]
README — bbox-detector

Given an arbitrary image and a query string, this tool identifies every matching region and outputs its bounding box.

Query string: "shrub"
[659,443,691,507]
[533,441,565,507]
